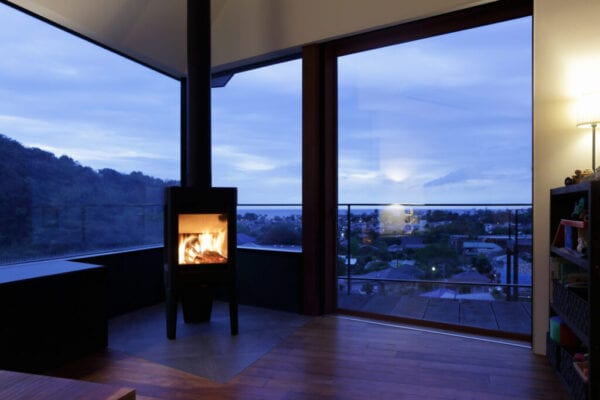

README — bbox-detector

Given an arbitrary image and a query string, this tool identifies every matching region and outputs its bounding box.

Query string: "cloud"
[423,169,473,188]
[213,145,276,172]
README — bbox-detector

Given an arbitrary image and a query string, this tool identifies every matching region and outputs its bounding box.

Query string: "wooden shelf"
[560,219,588,229]
[550,246,588,269]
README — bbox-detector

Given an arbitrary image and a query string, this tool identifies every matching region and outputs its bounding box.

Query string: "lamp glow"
[576,93,600,172]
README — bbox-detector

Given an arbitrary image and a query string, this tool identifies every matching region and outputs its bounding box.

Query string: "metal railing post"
[346,204,351,295]
[514,209,520,300]
[506,209,512,300]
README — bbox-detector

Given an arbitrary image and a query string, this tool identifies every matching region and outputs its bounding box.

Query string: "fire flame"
[178,214,228,264]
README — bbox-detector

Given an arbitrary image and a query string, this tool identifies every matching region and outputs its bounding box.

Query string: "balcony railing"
[1,200,533,336]
[337,203,532,336]
[0,203,165,265]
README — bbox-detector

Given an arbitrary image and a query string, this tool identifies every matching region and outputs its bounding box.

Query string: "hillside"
[0,134,178,262]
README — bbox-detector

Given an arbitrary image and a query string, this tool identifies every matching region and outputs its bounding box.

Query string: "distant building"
[379,206,419,235]
[400,236,426,251]
[462,241,503,256]
[448,270,491,283]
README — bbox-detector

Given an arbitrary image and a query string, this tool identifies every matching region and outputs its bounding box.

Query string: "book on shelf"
[552,219,588,255]
[559,219,587,228]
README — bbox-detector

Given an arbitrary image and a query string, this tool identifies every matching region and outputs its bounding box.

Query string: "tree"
[471,254,493,275]
[257,223,301,245]
[414,242,462,279]
[0,134,174,260]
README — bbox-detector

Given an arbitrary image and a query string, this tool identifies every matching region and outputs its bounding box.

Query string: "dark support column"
[302,44,338,315]
[180,78,187,186]
[186,0,211,189]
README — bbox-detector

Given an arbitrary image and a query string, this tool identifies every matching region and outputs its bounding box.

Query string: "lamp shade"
[576,92,600,127]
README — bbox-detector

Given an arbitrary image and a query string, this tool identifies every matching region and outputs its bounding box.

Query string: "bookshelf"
[547,181,600,400]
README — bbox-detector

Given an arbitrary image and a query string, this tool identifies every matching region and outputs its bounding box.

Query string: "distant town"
[238,206,533,300]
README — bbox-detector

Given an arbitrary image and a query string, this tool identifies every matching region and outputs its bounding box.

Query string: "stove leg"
[166,291,177,340]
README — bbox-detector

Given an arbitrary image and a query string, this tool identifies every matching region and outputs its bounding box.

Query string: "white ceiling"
[5,0,494,79]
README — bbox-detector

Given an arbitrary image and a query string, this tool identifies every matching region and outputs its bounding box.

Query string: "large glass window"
[337,17,532,335]
[338,18,531,204]
[0,4,180,264]
[212,60,302,251]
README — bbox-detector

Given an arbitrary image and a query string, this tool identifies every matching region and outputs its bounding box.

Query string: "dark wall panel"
[0,263,107,373]
[75,247,165,318]
[221,249,302,313]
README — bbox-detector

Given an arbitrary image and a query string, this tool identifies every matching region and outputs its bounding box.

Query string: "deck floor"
[338,293,532,335]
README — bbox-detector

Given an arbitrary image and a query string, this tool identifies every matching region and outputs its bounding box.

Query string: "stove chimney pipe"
[184,0,211,189]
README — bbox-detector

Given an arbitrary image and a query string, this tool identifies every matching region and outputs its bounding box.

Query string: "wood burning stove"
[164,186,238,339]
[163,0,238,339]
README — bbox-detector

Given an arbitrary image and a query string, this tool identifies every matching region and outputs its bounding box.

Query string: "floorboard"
[47,303,567,400]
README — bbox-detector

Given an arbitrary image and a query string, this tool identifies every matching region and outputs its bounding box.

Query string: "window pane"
[212,61,302,250]
[212,60,302,204]
[338,17,531,204]
[0,4,180,264]
[337,17,532,335]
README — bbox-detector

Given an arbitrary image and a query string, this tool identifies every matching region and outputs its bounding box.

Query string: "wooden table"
[0,370,135,400]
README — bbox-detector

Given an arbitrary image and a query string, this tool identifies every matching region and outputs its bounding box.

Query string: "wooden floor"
[50,314,568,400]
[0,369,135,400]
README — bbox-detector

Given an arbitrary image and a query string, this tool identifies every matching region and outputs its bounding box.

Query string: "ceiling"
[5,0,496,79]
[5,0,229,78]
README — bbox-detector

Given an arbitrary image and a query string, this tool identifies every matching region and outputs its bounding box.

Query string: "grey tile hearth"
[108,301,312,383]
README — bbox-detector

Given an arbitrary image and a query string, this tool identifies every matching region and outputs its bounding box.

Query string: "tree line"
[0,134,177,263]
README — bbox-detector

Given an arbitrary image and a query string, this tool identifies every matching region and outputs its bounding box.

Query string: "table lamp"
[576,92,600,172]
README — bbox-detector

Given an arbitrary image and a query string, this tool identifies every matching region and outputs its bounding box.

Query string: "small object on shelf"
[552,220,588,256]
[549,316,579,349]
[573,361,590,383]
[565,225,575,250]
[565,168,593,186]
[576,235,587,255]
[565,169,593,186]
[571,197,587,220]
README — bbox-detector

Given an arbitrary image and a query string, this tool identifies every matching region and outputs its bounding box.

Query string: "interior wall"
[532,0,600,354]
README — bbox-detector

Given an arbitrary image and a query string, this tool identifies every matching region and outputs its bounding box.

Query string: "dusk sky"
[0,3,180,181]
[338,16,532,204]
[0,3,531,205]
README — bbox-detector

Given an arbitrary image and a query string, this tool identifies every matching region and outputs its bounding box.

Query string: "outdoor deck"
[338,292,532,336]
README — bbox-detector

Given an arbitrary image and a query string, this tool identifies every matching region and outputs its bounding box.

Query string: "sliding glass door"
[335,13,532,336]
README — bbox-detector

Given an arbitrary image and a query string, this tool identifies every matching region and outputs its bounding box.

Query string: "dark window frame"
[301,0,533,319]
